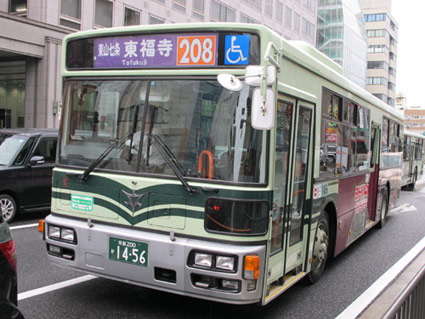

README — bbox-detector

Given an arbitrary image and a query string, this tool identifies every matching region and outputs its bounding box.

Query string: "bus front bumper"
[43,214,266,305]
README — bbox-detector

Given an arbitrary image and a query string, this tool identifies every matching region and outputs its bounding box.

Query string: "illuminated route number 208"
[177,35,216,66]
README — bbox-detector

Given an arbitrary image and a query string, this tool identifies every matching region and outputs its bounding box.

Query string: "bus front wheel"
[307,210,329,284]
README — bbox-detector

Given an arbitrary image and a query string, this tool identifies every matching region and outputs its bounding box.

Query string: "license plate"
[109,237,148,267]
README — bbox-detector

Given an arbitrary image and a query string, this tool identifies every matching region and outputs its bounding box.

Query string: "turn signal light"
[244,255,259,280]
[38,220,44,233]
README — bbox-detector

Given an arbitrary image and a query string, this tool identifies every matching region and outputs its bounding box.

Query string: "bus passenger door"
[368,125,380,221]
[285,103,313,271]
[268,98,313,287]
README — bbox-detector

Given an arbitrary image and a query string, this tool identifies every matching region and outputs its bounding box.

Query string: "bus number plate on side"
[109,237,148,267]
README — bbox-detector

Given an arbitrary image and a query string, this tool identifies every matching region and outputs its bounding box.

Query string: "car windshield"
[59,79,267,184]
[0,135,30,166]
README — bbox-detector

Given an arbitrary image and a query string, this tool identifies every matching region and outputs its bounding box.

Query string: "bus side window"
[403,136,409,161]
[320,120,337,176]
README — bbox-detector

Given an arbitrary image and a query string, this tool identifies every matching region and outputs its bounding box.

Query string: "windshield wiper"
[148,133,199,194]
[79,132,132,181]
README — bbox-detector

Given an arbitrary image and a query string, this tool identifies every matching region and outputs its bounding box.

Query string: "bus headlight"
[194,252,213,268]
[61,228,76,242]
[48,226,61,239]
[189,251,238,273]
[47,224,77,244]
[216,256,235,271]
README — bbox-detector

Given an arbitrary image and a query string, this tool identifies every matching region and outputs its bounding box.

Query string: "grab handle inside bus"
[198,150,214,179]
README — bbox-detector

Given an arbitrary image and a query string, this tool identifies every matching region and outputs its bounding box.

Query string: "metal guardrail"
[384,264,425,319]
[358,247,425,319]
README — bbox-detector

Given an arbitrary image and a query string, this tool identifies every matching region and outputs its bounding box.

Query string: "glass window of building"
[210,1,235,22]
[9,0,27,14]
[366,77,386,85]
[367,61,388,71]
[265,0,273,16]
[285,6,292,29]
[293,12,300,33]
[193,0,205,20]
[276,1,283,23]
[95,0,113,27]
[243,0,262,10]
[319,0,341,4]
[302,18,315,41]
[124,7,140,26]
[0,61,26,128]
[303,0,315,11]
[60,0,81,30]
[240,14,259,24]
[318,8,343,26]
[173,0,186,12]
[149,15,165,24]
[366,29,389,39]
[390,20,397,32]
[367,45,388,54]
[373,94,387,102]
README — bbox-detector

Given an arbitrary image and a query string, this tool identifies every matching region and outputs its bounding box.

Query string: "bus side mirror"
[251,88,275,130]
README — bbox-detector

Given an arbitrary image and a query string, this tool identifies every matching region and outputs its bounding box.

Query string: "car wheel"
[0,195,17,223]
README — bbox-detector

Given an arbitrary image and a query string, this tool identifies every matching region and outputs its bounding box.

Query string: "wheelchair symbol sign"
[224,35,250,65]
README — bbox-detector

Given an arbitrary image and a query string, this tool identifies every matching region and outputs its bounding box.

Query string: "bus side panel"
[379,167,402,209]
[334,174,368,256]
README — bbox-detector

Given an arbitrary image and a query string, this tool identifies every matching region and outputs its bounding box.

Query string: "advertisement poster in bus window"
[325,127,338,143]
[94,34,218,68]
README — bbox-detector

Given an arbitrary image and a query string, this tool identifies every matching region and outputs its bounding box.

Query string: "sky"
[391,1,425,106]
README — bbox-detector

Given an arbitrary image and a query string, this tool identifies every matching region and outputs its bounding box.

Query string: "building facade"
[395,92,406,112]
[0,0,317,129]
[360,0,398,107]
[316,0,367,88]
[403,107,425,135]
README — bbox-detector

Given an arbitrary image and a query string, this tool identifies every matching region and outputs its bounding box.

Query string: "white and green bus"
[402,130,425,190]
[43,23,403,305]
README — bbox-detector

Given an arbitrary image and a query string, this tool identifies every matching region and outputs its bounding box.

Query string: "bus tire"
[377,188,389,229]
[307,210,329,284]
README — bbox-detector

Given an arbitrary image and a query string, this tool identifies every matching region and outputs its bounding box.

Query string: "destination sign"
[94,34,218,68]
[65,31,260,69]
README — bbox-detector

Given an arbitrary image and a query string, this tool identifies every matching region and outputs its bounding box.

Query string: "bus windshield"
[59,79,267,184]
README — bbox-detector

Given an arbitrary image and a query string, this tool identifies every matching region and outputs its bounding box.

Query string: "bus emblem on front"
[122,190,147,214]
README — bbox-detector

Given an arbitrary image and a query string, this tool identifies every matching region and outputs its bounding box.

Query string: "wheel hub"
[313,224,328,268]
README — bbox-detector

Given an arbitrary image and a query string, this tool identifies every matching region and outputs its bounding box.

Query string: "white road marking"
[10,223,39,230]
[18,275,97,301]
[390,203,417,215]
[336,236,425,319]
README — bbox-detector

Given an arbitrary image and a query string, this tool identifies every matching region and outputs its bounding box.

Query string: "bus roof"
[404,130,425,139]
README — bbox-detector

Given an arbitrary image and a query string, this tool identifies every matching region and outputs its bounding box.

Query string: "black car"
[0,129,58,223]
[0,214,24,319]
